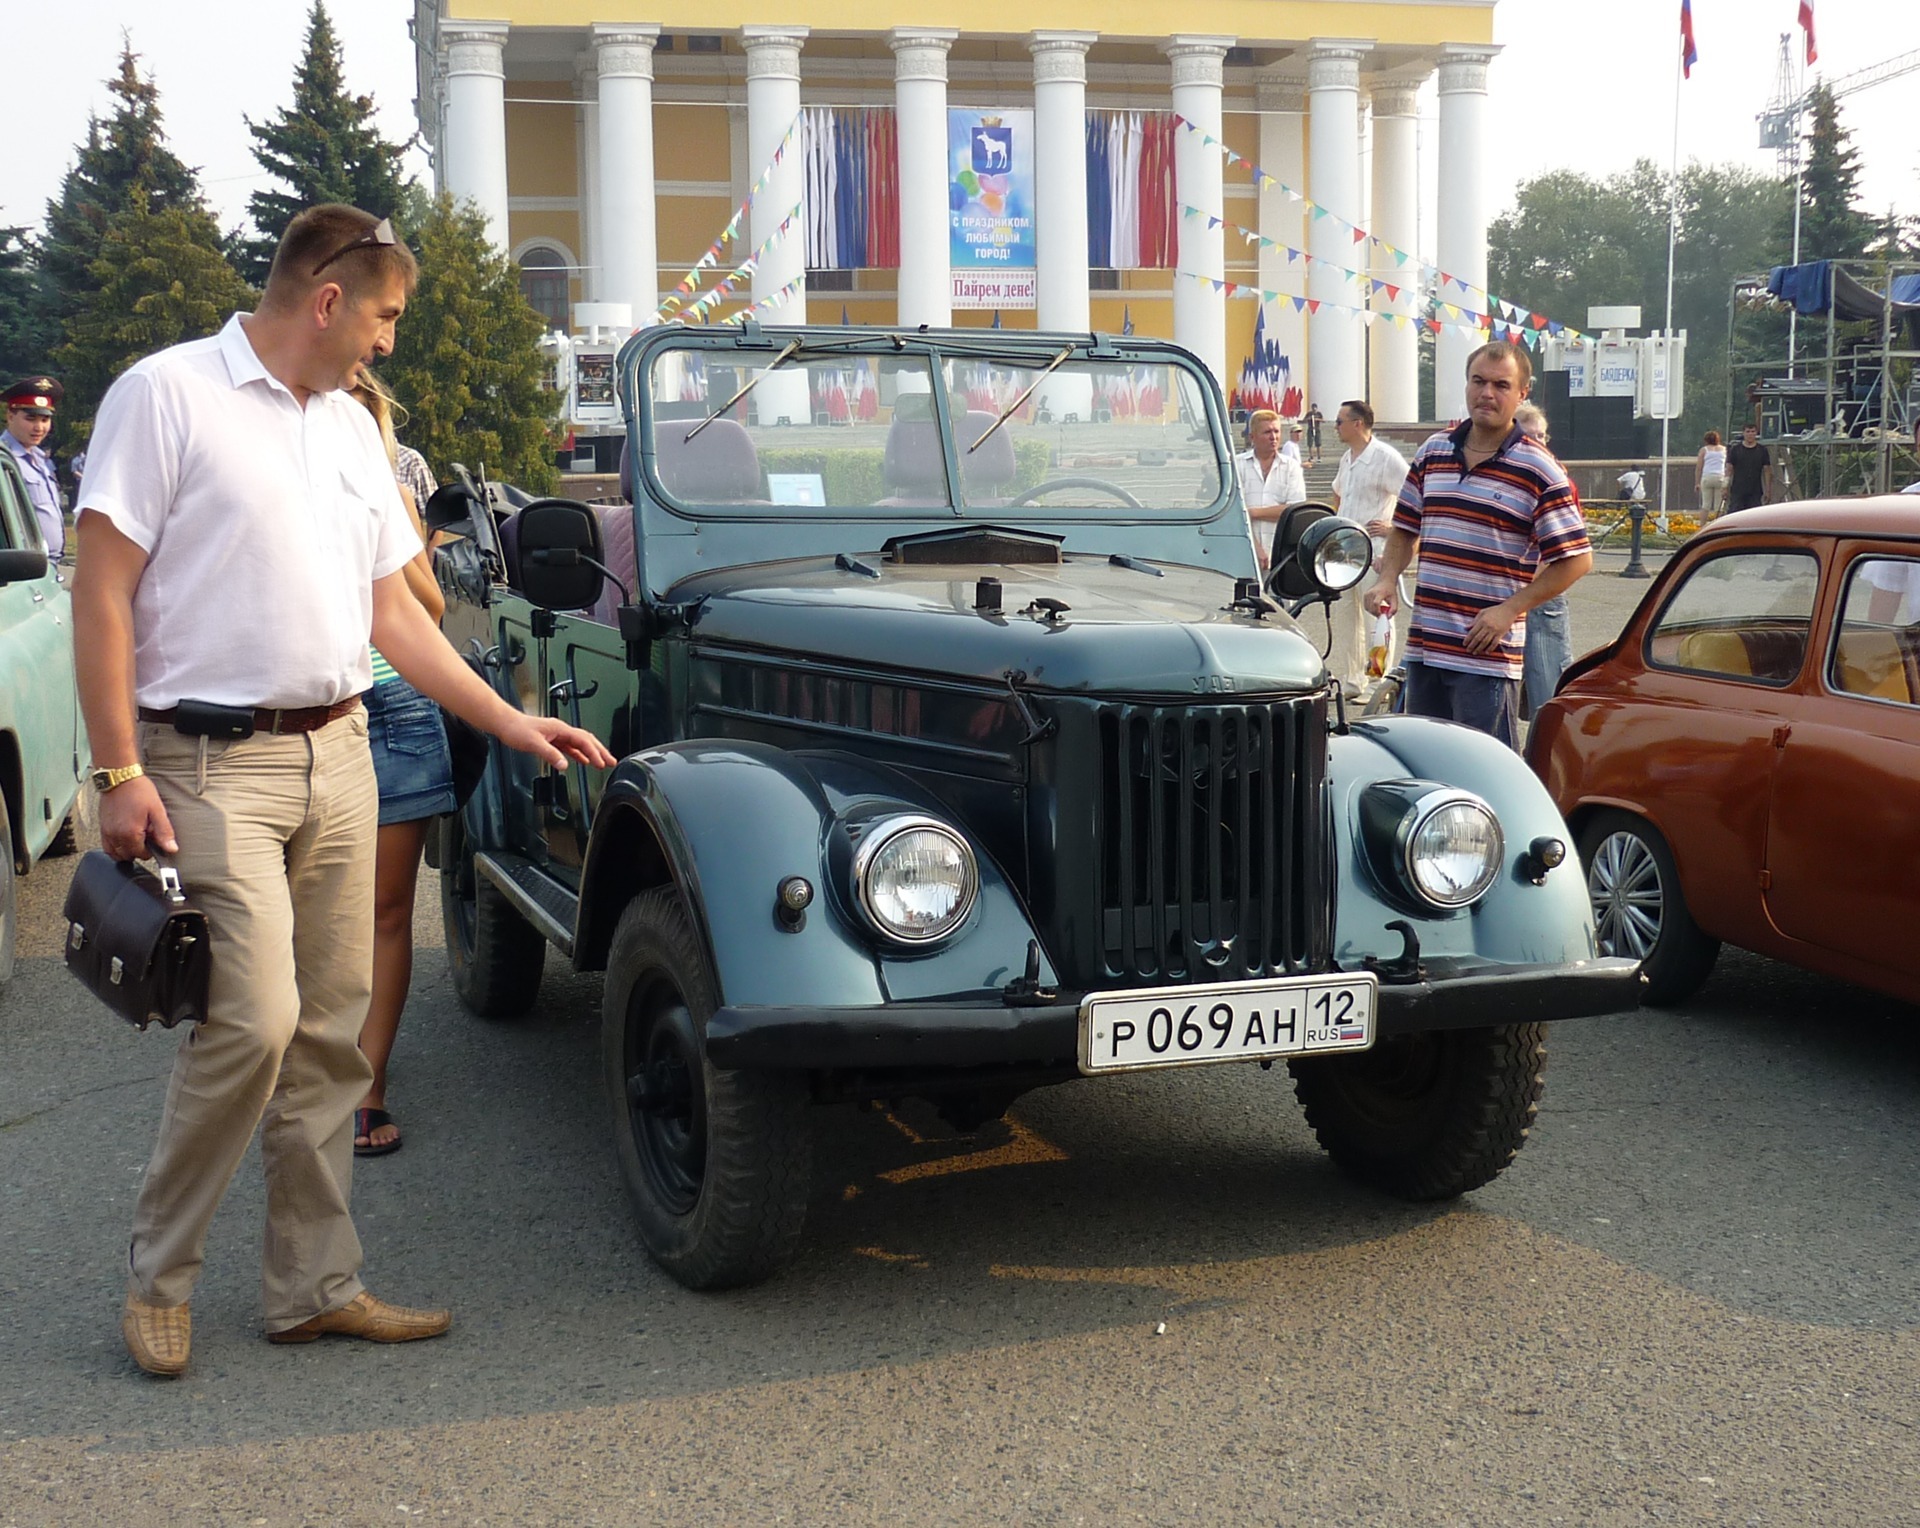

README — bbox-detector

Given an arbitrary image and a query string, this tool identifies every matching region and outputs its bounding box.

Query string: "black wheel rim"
[623,973,706,1216]
[1326,1034,1447,1129]
[445,817,479,956]
[1588,829,1662,962]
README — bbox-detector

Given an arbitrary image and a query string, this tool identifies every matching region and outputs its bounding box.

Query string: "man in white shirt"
[1280,423,1304,472]
[73,205,614,1378]
[1237,409,1306,570]
[1329,399,1411,695]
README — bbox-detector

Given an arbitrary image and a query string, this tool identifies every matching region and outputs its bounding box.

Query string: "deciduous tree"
[380,195,559,494]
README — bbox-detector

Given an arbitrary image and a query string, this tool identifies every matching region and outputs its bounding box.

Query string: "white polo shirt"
[79,314,417,710]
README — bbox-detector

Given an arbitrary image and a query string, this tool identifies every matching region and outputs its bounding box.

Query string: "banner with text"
[949,107,1035,306]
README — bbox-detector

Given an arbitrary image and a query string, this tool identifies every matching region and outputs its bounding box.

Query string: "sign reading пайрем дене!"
[949,107,1035,309]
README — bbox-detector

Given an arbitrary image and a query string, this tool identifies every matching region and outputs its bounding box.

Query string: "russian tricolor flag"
[1680,0,1699,78]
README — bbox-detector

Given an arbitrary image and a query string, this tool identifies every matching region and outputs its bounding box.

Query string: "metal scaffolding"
[1726,260,1920,498]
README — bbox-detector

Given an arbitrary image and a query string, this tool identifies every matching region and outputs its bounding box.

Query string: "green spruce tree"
[1789,84,1876,264]
[41,45,205,329]
[244,1,413,284]
[52,191,256,448]
[381,195,559,493]
[0,226,61,379]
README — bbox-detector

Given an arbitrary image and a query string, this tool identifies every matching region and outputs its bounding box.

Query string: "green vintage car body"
[0,449,84,988]
[431,323,1637,1289]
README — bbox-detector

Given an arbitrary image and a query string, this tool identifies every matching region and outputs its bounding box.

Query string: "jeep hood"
[675,554,1329,697]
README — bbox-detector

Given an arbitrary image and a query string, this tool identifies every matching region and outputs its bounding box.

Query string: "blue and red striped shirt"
[1393,421,1589,679]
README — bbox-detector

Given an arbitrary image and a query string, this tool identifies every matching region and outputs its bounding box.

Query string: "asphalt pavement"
[6,546,1919,1526]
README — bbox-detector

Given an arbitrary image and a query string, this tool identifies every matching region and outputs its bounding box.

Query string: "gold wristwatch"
[90,763,146,792]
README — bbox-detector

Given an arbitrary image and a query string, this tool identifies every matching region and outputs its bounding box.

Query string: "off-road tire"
[1289,1023,1548,1200]
[1577,809,1719,1007]
[602,887,811,1290]
[46,811,78,858]
[440,812,545,1018]
[0,792,16,991]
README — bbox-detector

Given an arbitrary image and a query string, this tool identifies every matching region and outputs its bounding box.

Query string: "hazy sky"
[3,1,1914,256]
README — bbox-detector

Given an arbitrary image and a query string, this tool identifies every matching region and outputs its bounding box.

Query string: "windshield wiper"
[968,344,1077,456]
[685,338,803,442]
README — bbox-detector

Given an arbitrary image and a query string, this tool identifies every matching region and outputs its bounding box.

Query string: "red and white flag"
[1798,0,1818,65]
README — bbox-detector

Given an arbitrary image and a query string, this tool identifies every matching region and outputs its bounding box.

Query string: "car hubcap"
[1589,831,1662,961]
[625,983,706,1215]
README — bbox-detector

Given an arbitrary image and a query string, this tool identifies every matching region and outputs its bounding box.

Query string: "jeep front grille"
[1095,699,1327,981]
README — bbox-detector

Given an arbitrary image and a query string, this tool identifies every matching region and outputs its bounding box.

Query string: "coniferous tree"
[244,0,413,283]
[41,45,204,329]
[52,192,255,448]
[0,227,61,379]
[381,195,559,494]
[1789,84,1876,264]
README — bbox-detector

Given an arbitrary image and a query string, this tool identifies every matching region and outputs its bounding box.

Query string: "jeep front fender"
[577,741,1055,1012]
[1328,715,1598,970]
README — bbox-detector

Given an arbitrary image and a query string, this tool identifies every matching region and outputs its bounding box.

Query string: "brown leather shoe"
[267,1291,451,1345]
[123,1289,191,1377]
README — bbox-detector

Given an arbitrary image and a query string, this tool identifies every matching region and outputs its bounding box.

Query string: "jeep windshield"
[641,332,1225,517]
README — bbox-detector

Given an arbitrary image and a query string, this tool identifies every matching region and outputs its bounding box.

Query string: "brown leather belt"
[139,698,362,735]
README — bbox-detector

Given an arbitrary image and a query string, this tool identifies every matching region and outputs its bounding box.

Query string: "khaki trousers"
[127,709,378,1331]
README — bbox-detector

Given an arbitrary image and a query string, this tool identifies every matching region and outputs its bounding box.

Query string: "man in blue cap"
[3,376,66,558]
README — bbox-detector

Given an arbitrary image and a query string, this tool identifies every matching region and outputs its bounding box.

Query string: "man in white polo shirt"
[1329,399,1410,696]
[72,204,614,1378]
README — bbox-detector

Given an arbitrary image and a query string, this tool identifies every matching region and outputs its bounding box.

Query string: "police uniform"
[3,376,66,558]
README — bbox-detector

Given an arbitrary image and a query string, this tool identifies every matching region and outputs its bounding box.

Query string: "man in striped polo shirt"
[1364,341,1591,749]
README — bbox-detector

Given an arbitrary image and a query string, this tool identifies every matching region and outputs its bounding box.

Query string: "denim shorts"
[365,676,458,825]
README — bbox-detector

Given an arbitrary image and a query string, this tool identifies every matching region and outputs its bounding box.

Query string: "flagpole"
[1659,34,1683,536]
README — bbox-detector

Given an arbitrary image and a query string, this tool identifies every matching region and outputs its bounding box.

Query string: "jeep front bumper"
[703,956,1642,1071]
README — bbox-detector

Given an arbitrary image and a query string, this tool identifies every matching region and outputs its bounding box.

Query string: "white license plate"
[1078,972,1378,1075]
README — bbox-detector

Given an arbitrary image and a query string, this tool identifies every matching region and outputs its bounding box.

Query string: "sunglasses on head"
[312,218,397,276]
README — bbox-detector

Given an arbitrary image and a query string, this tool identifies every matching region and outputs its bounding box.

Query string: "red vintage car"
[1527,499,1920,1006]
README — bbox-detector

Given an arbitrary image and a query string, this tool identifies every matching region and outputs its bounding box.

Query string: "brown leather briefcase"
[62,852,211,1031]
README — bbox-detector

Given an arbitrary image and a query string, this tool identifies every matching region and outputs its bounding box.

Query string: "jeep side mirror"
[0,547,50,586]
[515,499,606,611]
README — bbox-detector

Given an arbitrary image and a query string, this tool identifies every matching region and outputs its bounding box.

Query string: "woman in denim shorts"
[352,373,455,1156]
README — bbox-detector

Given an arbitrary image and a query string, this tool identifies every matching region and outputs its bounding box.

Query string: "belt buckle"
[265,709,285,736]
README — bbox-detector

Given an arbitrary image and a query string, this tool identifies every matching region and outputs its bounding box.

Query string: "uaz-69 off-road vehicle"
[428,323,1637,1290]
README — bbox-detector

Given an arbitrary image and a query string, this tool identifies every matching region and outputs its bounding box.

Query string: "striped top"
[1393,422,1588,680]
[369,448,440,687]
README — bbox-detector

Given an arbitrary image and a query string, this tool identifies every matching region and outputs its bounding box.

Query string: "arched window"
[518,246,571,333]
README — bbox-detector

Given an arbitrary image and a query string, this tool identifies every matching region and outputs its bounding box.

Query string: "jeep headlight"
[852,816,979,944]
[1297,516,1372,594]
[1401,790,1504,908]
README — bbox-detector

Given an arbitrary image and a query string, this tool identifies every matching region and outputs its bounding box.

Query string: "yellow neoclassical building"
[410,1,1500,422]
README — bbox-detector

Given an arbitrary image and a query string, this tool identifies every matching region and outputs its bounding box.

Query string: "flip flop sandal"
[353,1107,403,1158]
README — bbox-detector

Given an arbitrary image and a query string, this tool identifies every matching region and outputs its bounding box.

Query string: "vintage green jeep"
[430,323,1636,1290]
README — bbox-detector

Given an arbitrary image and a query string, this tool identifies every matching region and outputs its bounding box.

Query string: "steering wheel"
[1005,476,1145,510]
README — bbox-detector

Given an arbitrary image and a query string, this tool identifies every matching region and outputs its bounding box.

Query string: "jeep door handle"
[467,639,504,670]
[549,678,599,704]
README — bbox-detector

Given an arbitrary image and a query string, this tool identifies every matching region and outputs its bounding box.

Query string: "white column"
[594,26,660,326]
[891,29,958,328]
[1306,39,1371,419]
[1167,35,1233,389]
[1029,32,1094,335]
[575,59,602,304]
[1367,81,1422,424]
[1256,73,1307,396]
[1435,44,1501,421]
[440,24,511,252]
[742,26,809,423]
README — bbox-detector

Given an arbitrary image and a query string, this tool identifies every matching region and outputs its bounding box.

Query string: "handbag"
[62,852,212,1031]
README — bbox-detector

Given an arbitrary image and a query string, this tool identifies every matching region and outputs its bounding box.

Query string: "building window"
[807,269,855,292]
[518,246,570,334]
[1090,269,1121,290]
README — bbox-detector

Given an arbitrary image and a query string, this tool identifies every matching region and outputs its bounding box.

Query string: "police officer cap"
[3,376,63,413]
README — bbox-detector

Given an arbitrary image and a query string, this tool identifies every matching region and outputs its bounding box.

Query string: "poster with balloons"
[948,108,1035,308]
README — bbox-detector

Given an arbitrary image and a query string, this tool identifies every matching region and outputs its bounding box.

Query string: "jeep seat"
[655,417,765,503]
